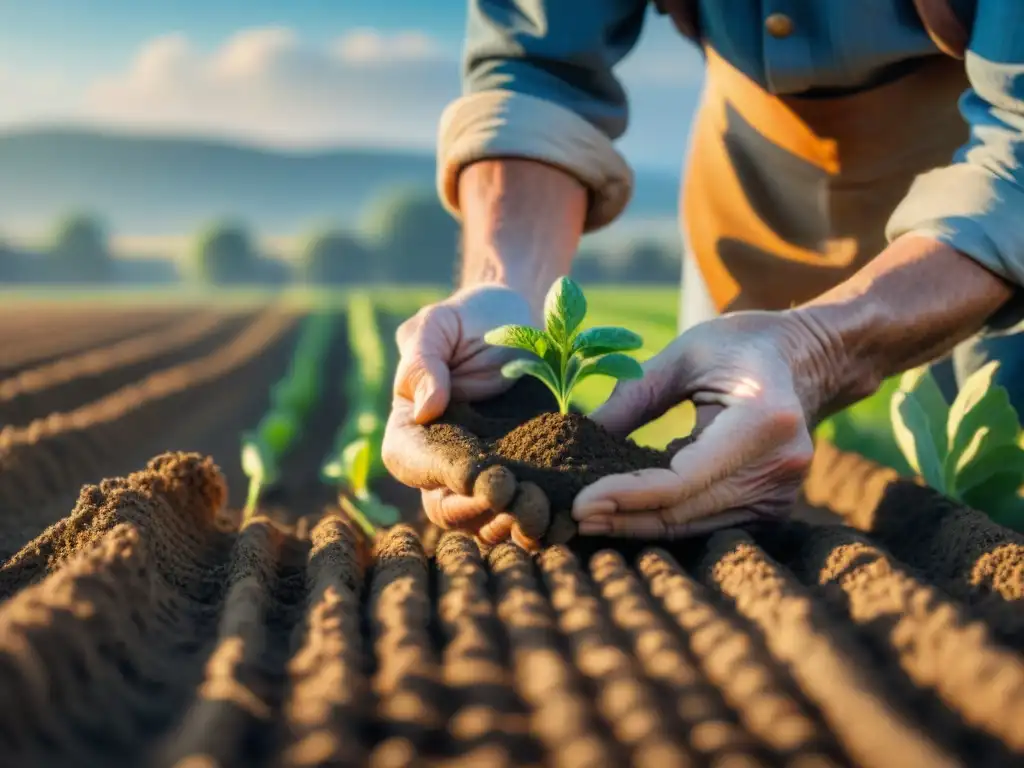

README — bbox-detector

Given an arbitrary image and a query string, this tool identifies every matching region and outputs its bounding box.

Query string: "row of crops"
[240,293,398,530]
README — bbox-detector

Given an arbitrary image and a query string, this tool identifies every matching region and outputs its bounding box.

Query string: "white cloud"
[331,28,444,64]
[77,27,461,150]
[0,22,705,167]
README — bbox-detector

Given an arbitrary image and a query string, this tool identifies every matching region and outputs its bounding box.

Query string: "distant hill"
[0,128,682,239]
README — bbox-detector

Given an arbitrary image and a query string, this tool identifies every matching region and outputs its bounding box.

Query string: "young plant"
[320,293,397,530]
[891,361,1024,530]
[240,311,336,522]
[323,437,400,536]
[483,276,644,414]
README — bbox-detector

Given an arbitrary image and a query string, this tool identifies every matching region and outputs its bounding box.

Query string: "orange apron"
[682,47,970,313]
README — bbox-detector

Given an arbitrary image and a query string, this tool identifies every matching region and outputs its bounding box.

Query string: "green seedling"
[891,361,1024,530]
[240,310,338,522]
[323,437,400,534]
[483,276,644,414]
[240,436,279,521]
[257,410,300,454]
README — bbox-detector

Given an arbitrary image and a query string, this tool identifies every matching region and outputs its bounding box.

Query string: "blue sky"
[0,1,705,171]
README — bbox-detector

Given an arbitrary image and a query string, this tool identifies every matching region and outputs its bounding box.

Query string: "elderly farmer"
[382,0,1024,541]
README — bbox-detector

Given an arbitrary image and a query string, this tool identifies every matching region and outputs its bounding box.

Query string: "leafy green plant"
[320,292,399,532]
[483,276,644,414]
[240,311,335,521]
[891,361,1024,530]
[324,437,399,536]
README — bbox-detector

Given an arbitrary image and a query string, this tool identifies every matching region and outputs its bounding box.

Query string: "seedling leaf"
[363,495,401,526]
[483,324,547,356]
[948,361,1018,450]
[572,353,644,389]
[487,276,644,415]
[891,390,946,492]
[954,442,1024,499]
[501,357,562,398]
[897,366,950,463]
[946,388,1020,493]
[961,471,1024,529]
[341,437,372,497]
[241,438,278,485]
[258,411,299,454]
[573,326,644,358]
[544,276,587,342]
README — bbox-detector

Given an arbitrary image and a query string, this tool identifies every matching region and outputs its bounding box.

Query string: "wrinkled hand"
[381,284,548,549]
[571,312,830,538]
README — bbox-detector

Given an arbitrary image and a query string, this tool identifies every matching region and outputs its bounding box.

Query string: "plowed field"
[1,304,1022,768]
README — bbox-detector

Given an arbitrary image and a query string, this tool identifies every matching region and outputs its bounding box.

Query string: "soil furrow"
[591,549,781,768]
[0,452,229,600]
[700,530,960,768]
[487,542,616,768]
[636,548,845,767]
[0,311,245,427]
[435,531,540,767]
[278,513,370,767]
[537,546,689,767]
[367,525,447,760]
[784,524,1024,764]
[804,442,1024,646]
[0,309,296,523]
[0,452,230,767]
[152,518,292,768]
[0,310,178,378]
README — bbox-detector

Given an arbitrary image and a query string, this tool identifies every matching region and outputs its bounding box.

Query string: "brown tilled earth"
[1,304,1023,768]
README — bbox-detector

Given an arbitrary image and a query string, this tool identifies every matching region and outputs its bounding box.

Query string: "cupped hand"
[381,284,549,549]
[571,312,833,539]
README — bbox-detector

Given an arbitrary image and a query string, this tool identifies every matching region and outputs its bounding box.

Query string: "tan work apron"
[682,47,970,313]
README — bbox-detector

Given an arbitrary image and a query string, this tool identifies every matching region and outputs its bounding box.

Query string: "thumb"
[589,349,680,437]
[588,377,654,438]
[394,306,458,423]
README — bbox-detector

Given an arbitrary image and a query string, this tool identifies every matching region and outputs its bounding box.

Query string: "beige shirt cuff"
[436,90,634,232]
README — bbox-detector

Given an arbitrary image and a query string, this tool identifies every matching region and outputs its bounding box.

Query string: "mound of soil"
[424,379,691,544]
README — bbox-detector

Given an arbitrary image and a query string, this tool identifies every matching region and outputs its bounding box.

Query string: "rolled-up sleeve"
[437,0,648,232]
[887,0,1024,318]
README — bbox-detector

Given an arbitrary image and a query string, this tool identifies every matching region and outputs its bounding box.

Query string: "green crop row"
[240,310,336,520]
[319,292,399,535]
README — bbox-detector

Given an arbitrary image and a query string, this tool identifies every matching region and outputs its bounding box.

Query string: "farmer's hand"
[571,311,837,538]
[382,284,548,549]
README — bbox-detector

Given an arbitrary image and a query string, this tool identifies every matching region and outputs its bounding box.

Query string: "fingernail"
[578,519,611,535]
[572,499,616,521]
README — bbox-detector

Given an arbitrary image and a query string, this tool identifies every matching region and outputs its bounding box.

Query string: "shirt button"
[765,13,794,38]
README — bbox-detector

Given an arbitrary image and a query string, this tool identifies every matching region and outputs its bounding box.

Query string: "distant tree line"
[0,187,681,288]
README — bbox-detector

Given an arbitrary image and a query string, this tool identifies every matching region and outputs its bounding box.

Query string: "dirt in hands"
[425,379,688,544]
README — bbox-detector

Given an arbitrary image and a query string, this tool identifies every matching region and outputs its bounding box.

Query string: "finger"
[572,468,685,520]
[692,402,727,435]
[588,341,684,438]
[510,524,543,553]
[577,509,759,538]
[381,396,477,494]
[666,403,803,494]
[508,481,550,540]
[394,305,459,423]
[422,488,495,529]
[472,465,518,512]
[575,403,801,516]
[477,513,516,546]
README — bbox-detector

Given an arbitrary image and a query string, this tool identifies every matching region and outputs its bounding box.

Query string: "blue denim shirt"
[435,0,1024,295]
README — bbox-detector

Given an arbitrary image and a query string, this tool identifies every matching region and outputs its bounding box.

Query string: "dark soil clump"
[425,379,688,543]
